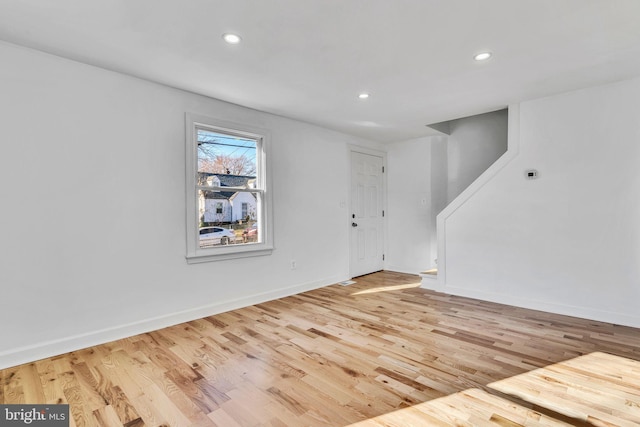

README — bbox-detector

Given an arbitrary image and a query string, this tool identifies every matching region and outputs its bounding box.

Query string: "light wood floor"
[2,271,640,426]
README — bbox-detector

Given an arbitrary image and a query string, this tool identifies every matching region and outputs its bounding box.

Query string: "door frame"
[348,144,388,278]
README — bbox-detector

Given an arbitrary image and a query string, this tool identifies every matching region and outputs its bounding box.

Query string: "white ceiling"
[1,0,640,143]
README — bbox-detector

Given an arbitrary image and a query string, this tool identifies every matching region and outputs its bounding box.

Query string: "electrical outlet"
[290,260,297,270]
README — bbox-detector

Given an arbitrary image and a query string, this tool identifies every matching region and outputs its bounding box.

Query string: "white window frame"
[185,113,273,263]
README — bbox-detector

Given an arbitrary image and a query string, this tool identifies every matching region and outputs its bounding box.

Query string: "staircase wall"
[433,77,640,327]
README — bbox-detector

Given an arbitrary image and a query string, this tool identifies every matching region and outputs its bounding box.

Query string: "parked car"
[242,223,258,242]
[199,226,236,246]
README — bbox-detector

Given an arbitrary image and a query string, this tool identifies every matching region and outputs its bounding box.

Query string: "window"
[185,114,273,263]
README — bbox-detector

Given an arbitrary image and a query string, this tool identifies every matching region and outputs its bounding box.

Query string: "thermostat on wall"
[525,169,539,179]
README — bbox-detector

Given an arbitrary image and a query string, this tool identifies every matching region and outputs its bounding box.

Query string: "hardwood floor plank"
[108,386,142,427]
[3,271,640,426]
[207,407,245,427]
[69,362,109,411]
[17,363,46,403]
[64,384,95,427]
[489,352,640,426]
[92,405,128,427]
[2,367,23,404]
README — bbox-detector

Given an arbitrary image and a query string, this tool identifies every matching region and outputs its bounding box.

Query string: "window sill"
[186,244,273,264]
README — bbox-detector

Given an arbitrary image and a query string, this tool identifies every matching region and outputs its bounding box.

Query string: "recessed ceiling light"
[474,52,492,61]
[358,93,370,99]
[223,33,242,44]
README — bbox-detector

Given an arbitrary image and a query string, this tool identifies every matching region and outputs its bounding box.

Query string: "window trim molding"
[185,113,273,263]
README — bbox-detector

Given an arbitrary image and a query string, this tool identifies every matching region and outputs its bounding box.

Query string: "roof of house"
[198,172,256,200]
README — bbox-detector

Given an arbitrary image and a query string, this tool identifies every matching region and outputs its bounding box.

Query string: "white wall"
[0,41,377,368]
[439,76,640,327]
[385,110,507,274]
[429,137,448,266]
[386,137,432,274]
[447,110,508,203]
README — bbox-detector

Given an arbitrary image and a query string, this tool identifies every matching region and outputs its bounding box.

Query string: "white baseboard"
[0,275,346,370]
[384,265,423,276]
[439,284,640,329]
[420,274,445,293]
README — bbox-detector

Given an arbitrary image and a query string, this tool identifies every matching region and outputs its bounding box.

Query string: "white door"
[350,151,384,277]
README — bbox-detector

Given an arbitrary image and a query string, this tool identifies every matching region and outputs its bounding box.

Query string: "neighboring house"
[198,173,257,224]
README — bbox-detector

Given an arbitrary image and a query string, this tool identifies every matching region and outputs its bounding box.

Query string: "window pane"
[197,129,257,178]
[198,189,261,248]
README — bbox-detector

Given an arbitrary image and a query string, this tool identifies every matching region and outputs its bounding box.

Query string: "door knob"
[352,222,358,227]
